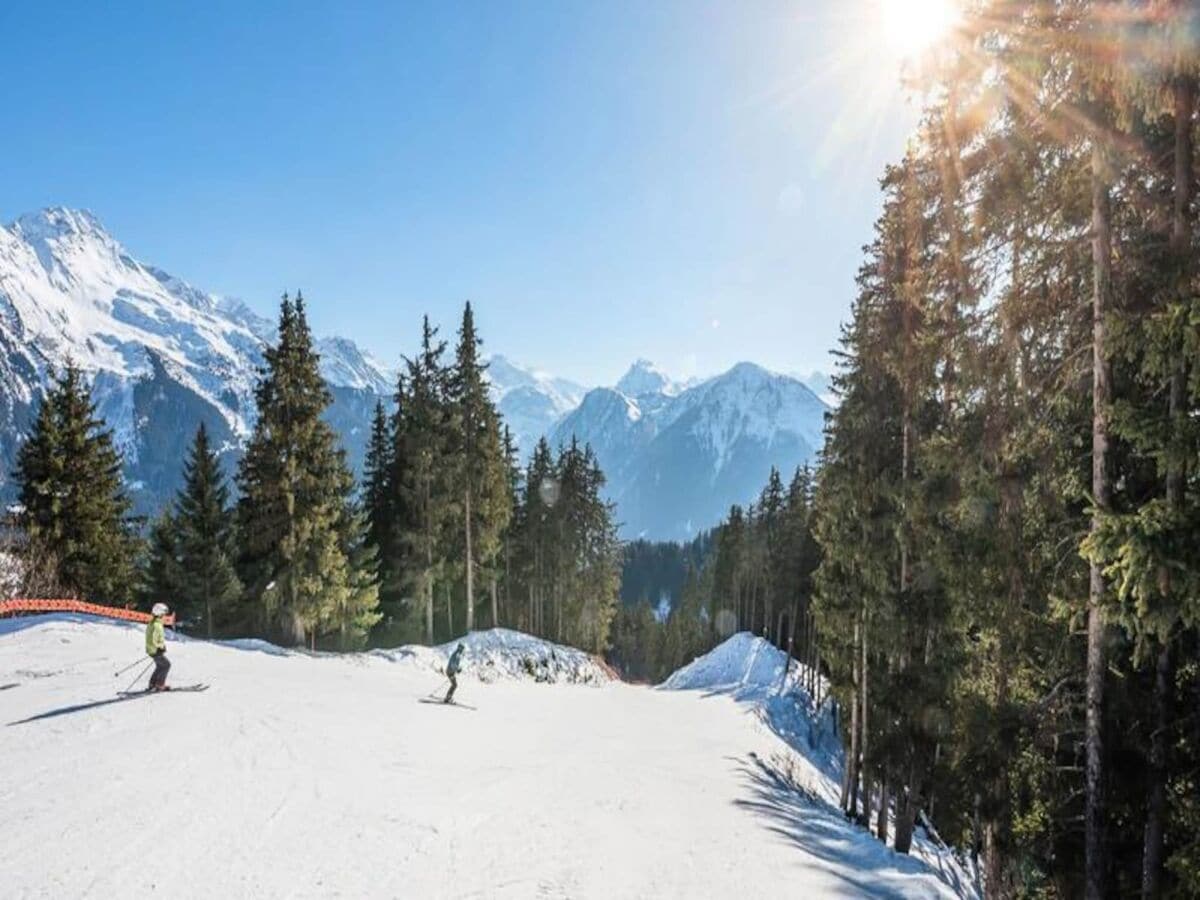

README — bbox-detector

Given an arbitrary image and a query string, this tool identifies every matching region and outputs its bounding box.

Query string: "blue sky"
[1,1,922,386]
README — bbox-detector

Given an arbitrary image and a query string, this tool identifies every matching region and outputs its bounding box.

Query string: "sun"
[880,0,960,58]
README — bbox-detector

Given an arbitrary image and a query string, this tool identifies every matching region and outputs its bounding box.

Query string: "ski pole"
[122,660,154,694]
[114,657,149,677]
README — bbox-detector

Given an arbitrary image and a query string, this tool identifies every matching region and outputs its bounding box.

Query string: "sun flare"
[880,0,960,58]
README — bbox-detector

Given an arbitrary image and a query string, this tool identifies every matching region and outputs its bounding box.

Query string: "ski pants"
[444,673,458,703]
[149,650,170,689]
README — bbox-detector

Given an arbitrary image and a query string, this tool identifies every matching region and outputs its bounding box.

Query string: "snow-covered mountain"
[485,354,587,455]
[0,207,396,512]
[793,369,837,406]
[615,358,682,399]
[0,207,828,537]
[552,360,829,540]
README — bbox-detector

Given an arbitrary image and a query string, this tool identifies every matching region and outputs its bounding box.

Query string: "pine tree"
[235,293,379,646]
[142,509,182,612]
[447,301,510,634]
[497,424,522,628]
[362,398,395,626]
[325,502,383,650]
[170,423,241,637]
[392,316,453,644]
[14,363,138,602]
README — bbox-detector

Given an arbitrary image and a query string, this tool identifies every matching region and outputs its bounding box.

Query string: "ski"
[117,683,209,697]
[417,698,476,710]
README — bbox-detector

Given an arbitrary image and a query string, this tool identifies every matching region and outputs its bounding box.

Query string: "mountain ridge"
[552,360,828,540]
[0,207,828,536]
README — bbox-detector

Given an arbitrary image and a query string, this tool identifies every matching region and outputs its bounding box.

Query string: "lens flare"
[880,0,959,57]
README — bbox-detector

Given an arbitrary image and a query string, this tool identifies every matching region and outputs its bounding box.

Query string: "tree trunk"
[490,577,499,630]
[749,575,757,637]
[503,537,512,628]
[1085,136,1113,900]
[858,606,870,826]
[1144,65,1195,900]
[787,603,797,689]
[425,485,434,644]
[425,574,433,645]
[810,613,819,699]
[812,632,821,710]
[464,486,474,633]
[1143,642,1173,900]
[984,820,1004,900]
[893,763,919,854]
[842,616,861,817]
[937,78,966,413]
[876,774,888,843]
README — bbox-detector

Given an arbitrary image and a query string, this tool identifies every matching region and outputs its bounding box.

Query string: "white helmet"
[151,602,169,617]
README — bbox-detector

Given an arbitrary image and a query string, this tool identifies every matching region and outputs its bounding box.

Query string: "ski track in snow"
[0,617,977,899]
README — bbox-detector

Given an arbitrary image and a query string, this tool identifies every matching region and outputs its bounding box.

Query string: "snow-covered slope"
[663,630,795,694]
[1,616,975,899]
[486,354,587,455]
[0,206,600,509]
[663,633,979,898]
[0,207,395,511]
[553,361,829,540]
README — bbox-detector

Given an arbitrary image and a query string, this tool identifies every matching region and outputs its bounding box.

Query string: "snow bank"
[374,627,614,685]
[662,632,979,897]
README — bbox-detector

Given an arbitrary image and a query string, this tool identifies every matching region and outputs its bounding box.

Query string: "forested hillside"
[771,3,1200,895]
[9,298,622,655]
[607,4,1200,895]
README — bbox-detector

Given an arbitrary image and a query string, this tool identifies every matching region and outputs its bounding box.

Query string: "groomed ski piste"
[0,615,978,899]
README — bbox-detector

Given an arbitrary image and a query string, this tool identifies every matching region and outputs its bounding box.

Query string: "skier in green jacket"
[145,603,171,692]
[444,643,465,704]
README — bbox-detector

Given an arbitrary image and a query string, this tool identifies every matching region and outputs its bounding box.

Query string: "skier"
[145,603,171,692]
[444,642,465,704]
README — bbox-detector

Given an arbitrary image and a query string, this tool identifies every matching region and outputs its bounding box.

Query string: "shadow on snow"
[7,692,148,726]
[732,753,973,899]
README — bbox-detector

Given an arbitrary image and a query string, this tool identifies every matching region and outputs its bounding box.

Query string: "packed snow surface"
[1,617,976,899]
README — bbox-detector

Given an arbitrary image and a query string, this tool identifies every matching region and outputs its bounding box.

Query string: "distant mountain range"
[552,360,827,540]
[0,207,828,537]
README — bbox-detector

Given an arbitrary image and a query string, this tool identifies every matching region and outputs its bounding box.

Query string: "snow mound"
[374,627,614,685]
[662,631,788,696]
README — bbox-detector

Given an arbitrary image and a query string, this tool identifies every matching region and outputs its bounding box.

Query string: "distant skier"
[444,642,465,704]
[145,603,171,692]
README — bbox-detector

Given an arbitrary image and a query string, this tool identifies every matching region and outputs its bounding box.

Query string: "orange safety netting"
[0,598,176,626]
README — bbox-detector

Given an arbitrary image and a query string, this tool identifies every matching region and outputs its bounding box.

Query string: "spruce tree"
[362,400,394,597]
[235,293,379,646]
[142,510,182,611]
[171,423,241,637]
[14,363,137,602]
[447,302,510,633]
[392,316,453,644]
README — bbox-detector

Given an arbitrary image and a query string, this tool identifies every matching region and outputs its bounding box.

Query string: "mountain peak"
[725,360,770,380]
[12,207,112,244]
[616,359,675,397]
